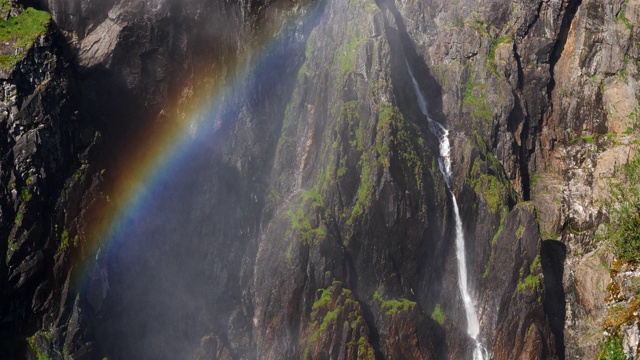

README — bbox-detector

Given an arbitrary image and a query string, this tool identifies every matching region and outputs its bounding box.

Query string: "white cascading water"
[405,60,488,360]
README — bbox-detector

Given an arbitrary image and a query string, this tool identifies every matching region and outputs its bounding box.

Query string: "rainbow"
[72,2,322,284]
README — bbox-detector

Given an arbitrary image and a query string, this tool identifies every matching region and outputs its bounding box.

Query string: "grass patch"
[463,76,492,122]
[0,6,51,70]
[337,28,366,79]
[603,154,640,262]
[570,134,595,144]
[616,0,632,31]
[596,334,626,360]
[517,273,541,293]
[488,35,512,74]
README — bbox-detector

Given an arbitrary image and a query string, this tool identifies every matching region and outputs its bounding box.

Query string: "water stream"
[405,60,488,360]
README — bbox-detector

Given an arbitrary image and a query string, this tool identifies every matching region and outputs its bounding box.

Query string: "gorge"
[407,59,486,359]
[0,0,639,359]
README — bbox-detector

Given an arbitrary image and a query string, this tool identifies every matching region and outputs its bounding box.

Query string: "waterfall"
[405,60,488,360]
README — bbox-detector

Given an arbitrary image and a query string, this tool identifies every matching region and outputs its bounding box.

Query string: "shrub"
[596,334,626,360]
[605,155,640,262]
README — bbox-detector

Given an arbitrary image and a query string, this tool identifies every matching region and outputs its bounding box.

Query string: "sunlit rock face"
[2,0,639,359]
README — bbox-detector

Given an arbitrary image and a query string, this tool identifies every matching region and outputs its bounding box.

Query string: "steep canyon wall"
[1,0,638,359]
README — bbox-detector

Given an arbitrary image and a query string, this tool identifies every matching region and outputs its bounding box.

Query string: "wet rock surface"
[1,0,638,359]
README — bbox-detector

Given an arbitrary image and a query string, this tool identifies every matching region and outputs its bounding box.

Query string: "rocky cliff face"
[0,5,99,356]
[1,0,638,359]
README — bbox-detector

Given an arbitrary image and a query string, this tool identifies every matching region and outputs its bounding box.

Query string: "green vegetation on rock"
[60,229,69,250]
[348,105,426,226]
[0,5,51,70]
[569,134,595,144]
[338,28,366,78]
[355,336,375,360]
[27,332,54,360]
[286,188,326,246]
[596,334,626,360]
[469,149,510,214]
[431,303,446,325]
[373,290,416,315]
[306,281,374,359]
[488,35,512,74]
[517,255,542,293]
[20,187,32,202]
[463,76,492,122]
[603,154,640,262]
[309,282,346,345]
[616,0,632,31]
[483,207,508,278]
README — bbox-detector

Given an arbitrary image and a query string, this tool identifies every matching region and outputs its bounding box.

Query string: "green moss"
[596,334,626,360]
[337,29,366,79]
[525,323,538,340]
[59,228,77,251]
[350,105,419,227]
[0,6,51,70]
[6,235,17,262]
[286,187,326,246]
[616,0,632,31]
[20,187,32,202]
[373,291,416,315]
[307,281,357,350]
[483,207,507,278]
[605,298,640,330]
[469,155,506,213]
[431,303,446,325]
[570,134,595,144]
[517,256,542,293]
[381,298,416,315]
[376,106,424,190]
[312,286,334,314]
[356,336,375,360]
[14,204,24,224]
[463,76,492,122]
[530,255,541,273]
[0,0,11,16]
[603,154,640,262]
[469,17,493,37]
[26,332,53,360]
[516,224,525,238]
[60,229,69,250]
[287,207,326,245]
[266,188,282,206]
[517,273,541,292]
[488,35,512,74]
